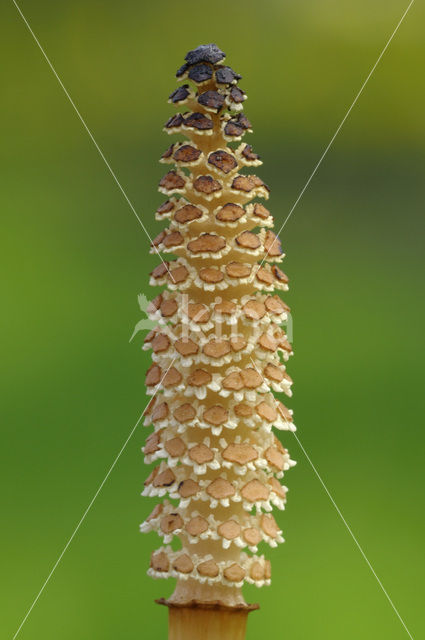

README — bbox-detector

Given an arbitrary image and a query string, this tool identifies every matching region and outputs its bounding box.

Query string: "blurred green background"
[1,1,424,638]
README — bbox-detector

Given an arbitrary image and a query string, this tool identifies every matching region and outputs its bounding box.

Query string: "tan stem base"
[157,599,258,640]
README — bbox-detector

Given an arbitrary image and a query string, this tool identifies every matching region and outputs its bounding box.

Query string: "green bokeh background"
[1,1,424,638]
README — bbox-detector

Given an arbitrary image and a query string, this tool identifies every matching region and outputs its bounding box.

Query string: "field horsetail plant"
[140,44,296,640]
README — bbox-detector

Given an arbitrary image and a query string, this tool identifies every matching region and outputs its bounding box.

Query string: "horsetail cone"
[140,44,296,638]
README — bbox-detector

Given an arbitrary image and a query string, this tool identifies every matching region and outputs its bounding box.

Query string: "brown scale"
[140,44,295,612]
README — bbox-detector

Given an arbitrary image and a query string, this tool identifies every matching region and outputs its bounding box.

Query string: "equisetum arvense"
[140,43,296,640]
